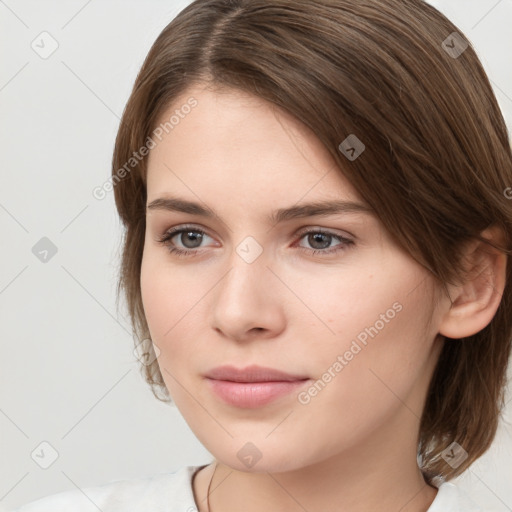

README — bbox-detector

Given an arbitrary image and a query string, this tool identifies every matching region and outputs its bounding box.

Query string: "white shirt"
[10,464,484,511]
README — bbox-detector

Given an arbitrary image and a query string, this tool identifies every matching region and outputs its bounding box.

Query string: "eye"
[156,225,214,257]
[294,228,354,256]
[156,225,354,258]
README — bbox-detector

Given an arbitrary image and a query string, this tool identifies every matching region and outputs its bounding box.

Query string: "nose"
[210,248,286,342]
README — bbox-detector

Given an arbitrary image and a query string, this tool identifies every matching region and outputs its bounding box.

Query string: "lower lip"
[206,378,310,408]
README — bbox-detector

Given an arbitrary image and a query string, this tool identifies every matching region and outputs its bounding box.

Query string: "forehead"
[146,84,364,208]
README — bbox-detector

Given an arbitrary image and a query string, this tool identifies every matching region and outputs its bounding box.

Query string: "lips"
[204,365,311,408]
[204,364,309,383]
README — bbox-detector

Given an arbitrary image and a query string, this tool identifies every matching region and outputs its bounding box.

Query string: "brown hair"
[111,0,512,484]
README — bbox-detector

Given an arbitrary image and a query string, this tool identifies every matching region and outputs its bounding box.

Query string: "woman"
[13,0,512,510]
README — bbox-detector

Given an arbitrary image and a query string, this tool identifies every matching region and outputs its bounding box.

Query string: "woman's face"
[141,83,445,472]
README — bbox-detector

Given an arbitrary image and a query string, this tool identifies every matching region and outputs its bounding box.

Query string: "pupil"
[310,233,330,249]
[183,231,202,248]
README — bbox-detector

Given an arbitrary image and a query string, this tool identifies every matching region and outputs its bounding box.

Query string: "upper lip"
[205,365,309,383]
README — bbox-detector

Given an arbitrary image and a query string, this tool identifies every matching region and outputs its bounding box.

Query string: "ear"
[438,225,507,339]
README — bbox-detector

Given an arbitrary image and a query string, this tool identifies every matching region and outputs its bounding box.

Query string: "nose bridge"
[219,236,269,304]
[210,235,282,337]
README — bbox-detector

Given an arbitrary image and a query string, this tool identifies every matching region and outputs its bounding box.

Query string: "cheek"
[140,262,172,340]
[292,266,436,411]
[140,255,204,402]
[289,266,388,350]
[140,249,202,341]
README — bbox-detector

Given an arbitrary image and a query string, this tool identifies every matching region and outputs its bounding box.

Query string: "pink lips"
[204,364,311,408]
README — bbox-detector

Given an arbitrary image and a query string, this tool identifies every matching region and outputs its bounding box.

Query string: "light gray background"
[1,1,511,510]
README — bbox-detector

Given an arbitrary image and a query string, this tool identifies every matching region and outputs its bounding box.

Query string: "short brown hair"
[111,0,512,484]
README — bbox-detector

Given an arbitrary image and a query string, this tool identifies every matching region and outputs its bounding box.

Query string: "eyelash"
[156,224,354,258]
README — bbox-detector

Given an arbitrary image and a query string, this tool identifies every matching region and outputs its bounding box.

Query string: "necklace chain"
[205,460,218,512]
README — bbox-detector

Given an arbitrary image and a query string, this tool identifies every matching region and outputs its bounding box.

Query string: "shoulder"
[10,465,203,512]
[429,481,486,512]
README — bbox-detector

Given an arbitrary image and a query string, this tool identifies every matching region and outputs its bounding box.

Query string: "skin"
[140,82,506,512]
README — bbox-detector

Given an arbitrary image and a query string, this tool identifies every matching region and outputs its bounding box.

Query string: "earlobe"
[438,226,507,340]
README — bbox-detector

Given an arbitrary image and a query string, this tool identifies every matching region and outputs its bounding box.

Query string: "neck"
[194,407,438,512]
[209,456,436,512]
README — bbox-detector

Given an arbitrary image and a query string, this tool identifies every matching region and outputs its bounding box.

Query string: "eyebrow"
[146,196,375,224]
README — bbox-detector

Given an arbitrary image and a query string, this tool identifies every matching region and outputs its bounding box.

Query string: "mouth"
[204,364,309,383]
[204,365,311,408]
